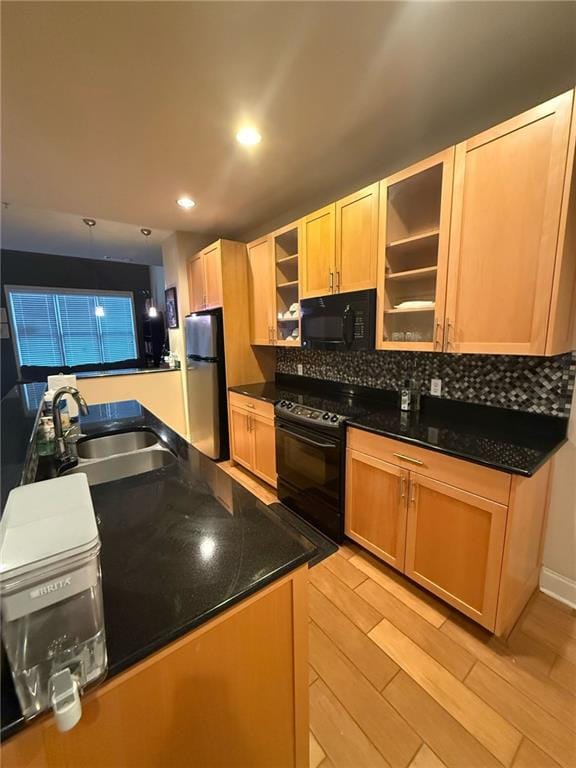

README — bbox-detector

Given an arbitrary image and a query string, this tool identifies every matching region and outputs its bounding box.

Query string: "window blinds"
[7,288,138,368]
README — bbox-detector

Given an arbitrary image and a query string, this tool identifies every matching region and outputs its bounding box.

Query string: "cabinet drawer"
[347,427,511,505]
[229,392,275,420]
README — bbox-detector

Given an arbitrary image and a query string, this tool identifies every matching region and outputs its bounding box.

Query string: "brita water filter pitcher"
[0,474,107,732]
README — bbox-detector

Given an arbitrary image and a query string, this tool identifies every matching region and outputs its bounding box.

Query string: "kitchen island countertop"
[0,399,317,741]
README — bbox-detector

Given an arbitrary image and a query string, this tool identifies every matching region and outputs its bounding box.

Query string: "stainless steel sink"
[76,430,158,459]
[60,448,176,486]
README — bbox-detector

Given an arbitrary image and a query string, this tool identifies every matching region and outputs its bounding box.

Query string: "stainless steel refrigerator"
[184,309,228,460]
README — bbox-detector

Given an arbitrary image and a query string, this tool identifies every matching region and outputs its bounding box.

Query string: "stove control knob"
[279,400,287,408]
[286,402,294,409]
[322,412,330,420]
[330,415,339,423]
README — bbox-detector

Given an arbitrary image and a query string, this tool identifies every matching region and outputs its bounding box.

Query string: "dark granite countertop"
[0,384,46,512]
[229,381,279,403]
[76,365,175,379]
[1,400,317,742]
[348,398,567,476]
[231,375,568,476]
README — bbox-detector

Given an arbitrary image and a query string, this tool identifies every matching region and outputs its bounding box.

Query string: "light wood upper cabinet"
[188,253,205,313]
[300,204,336,299]
[404,474,507,630]
[376,149,454,352]
[335,183,379,294]
[345,449,408,571]
[445,90,575,355]
[187,242,224,312]
[203,243,223,308]
[247,237,275,345]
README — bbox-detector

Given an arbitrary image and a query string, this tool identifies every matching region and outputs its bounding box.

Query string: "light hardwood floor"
[309,545,576,768]
[222,466,575,767]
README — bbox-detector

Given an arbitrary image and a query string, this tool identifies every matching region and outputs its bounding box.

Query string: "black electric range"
[274,391,375,542]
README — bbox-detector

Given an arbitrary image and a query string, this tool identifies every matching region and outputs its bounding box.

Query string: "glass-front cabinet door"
[376,148,454,351]
[272,221,302,346]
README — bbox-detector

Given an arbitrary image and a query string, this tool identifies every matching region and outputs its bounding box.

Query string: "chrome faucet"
[52,387,89,460]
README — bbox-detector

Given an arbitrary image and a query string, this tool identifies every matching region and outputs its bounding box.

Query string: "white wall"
[541,386,576,607]
[149,265,166,314]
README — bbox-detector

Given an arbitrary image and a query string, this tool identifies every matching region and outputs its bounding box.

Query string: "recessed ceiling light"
[236,127,262,146]
[176,197,196,209]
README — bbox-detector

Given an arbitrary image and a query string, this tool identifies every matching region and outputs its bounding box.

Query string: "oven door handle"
[276,424,337,449]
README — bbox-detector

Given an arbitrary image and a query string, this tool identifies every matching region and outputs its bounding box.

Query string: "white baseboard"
[539,567,576,609]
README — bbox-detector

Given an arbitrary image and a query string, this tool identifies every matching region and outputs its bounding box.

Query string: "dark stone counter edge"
[228,383,277,404]
[76,366,177,379]
[1,546,312,742]
[347,420,567,477]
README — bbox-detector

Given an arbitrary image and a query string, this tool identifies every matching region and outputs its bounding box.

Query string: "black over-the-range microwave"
[300,289,377,351]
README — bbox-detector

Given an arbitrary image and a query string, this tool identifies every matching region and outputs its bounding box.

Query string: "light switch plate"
[297,363,303,375]
[430,378,442,397]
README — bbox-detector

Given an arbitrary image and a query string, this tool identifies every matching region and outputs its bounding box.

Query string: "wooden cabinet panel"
[405,474,507,630]
[345,449,408,570]
[446,91,573,355]
[376,149,454,352]
[229,392,274,419]
[336,183,379,294]
[247,237,275,345]
[229,395,276,487]
[252,414,277,487]
[2,568,309,768]
[203,243,223,308]
[230,405,253,469]
[188,254,205,312]
[347,428,511,505]
[301,204,336,299]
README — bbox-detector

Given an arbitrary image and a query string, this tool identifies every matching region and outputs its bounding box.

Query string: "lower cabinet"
[229,393,277,487]
[345,450,408,571]
[404,474,507,629]
[345,427,551,634]
[1,568,309,768]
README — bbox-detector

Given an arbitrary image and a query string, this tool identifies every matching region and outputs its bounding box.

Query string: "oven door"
[275,419,343,541]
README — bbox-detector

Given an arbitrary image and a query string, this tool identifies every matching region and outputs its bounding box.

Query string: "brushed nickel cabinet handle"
[446,318,453,350]
[410,479,417,504]
[393,452,424,466]
[400,473,406,499]
[329,271,334,292]
[246,414,251,433]
[335,270,341,292]
[434,321,443,351]
[246,402,255,409]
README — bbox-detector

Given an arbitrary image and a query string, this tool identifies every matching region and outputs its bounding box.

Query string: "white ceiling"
[2,1,575,249]
[1,206,170,266]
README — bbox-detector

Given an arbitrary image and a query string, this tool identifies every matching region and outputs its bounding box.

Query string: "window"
[6,287,138,369]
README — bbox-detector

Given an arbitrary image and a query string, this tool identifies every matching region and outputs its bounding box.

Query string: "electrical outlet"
[430,378,442,397]
[297,363,303,376]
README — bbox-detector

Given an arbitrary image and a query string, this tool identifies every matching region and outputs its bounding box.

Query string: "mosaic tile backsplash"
[276,349,576,418]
